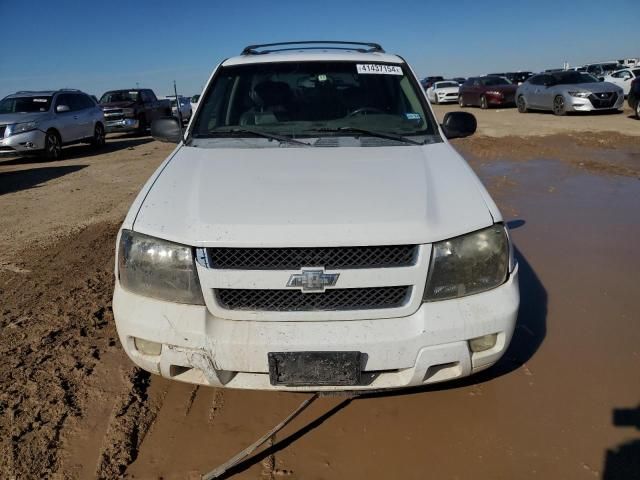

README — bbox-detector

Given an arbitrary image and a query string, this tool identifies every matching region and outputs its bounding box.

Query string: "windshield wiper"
[204,127,312,147]
[308,127,424,146]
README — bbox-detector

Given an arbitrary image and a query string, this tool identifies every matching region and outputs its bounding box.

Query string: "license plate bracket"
[268,351,362,386]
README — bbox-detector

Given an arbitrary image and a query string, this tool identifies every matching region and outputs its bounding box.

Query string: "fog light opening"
[469,333,498,353]
[134,337,162,356]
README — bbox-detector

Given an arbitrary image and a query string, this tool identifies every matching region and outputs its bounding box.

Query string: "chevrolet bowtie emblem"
[287,268,339,292]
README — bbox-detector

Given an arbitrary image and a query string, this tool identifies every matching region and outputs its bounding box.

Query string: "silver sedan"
[516,72,624,115]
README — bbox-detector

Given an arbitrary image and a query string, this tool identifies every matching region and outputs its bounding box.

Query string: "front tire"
[480,95,488,109]
[635,99,640,119]
[91,123,105,149]
[458,95,466,108]
[553,95,566,116]
[433,94,439,105]
[517,95,528,113]
[43,131,62,160]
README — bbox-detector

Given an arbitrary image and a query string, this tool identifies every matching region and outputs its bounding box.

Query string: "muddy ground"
[1,107,639,479]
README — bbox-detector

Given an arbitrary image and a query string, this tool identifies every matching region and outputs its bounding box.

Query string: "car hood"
[435,87,459,94]
[132,143,497,247]
[100,101,136,109]
[0,112,49,125]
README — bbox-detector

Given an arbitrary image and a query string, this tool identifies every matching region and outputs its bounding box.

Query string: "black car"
[421,76,444,89]
[453,77,466,85]
[629,77,640,119]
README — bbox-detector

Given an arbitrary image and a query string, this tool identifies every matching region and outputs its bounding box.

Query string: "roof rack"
[241,41,384,55]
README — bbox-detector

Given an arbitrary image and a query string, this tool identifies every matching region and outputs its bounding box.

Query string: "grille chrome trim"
[216,286,412,312]
[207,245,418,270]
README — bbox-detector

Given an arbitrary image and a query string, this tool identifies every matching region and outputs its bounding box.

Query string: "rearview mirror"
[56,105,70,113]
[151,117,182,143]
[441,112,477,139]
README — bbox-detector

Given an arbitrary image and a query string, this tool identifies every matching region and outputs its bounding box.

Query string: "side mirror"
[151,117,182,143]
[56,105,70,113]
[441,111,477,139]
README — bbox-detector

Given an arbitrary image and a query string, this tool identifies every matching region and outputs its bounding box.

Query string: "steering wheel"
[347,107,385,117]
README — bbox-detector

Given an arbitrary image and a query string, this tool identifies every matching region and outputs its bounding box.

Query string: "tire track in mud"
[0,222,160,479]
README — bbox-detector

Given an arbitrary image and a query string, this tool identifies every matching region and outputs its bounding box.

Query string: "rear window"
[0,96,52,113]
[480,77,511,86]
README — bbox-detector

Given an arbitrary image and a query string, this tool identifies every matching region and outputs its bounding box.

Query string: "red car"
[459,76,518,109]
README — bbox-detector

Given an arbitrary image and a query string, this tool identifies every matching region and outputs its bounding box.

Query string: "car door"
[53,93,82,142]
[613,70,633,95]
[525,76,543,108]
[536,75,557,110]
[71,94,95,138]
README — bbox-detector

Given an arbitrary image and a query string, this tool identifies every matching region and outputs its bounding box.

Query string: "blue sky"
[0,0,637,99]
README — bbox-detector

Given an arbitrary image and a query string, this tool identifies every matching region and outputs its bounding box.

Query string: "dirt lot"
[1,106,639,479]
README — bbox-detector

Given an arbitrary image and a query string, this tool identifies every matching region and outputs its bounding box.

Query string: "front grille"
[103,109,125,121]
[216,286,411,311]
[208,245,418,270]
[588,92,618,109]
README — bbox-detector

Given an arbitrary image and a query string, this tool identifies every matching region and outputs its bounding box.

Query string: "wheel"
[552,95,566,116]
[91,123,105,149]
[636,100,640,119]
[433,93,439,105]
[458,95,466,108]
[480,95,488,109]
[517,95,528,113]
[43,131,62,160]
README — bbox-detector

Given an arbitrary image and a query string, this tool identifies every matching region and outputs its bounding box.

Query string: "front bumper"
[437,94,459,103]
[105,118,139,133]
[113,265,519,392]
[0,129,46,156]
[486,94,515,106]
[567,94,624,112]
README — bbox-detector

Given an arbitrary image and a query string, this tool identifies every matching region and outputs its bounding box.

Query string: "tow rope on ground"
[201,393,320,480]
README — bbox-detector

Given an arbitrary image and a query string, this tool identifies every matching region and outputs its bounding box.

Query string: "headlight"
[423,225,509,302]
[118,230,204,304]
[121,107,136,117]
[568,91,590,98]
[6,121,38,136]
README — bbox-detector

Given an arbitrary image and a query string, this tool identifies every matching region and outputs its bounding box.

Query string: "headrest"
[252,81,292,107]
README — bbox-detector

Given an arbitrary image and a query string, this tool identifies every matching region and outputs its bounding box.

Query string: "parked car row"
[437,69,632,117]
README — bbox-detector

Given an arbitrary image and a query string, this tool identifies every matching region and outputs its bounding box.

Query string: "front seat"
[240,81,293,125]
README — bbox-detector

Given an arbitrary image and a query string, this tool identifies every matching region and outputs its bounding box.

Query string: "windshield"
[191,61,436,141]
[99,91,139,103]
[553,72,599,84]
[435,82,459,88]
[0,96,52,113]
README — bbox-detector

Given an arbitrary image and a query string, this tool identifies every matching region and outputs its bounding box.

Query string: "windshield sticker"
[356,64,403,75]
[405,113,421,121]
[32,98,48,103]
[318,74,328,82]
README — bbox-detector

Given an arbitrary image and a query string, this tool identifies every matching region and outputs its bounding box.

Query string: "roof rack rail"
[241,41,384,55]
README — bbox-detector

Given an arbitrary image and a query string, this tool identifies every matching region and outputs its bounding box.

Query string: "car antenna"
[173,80,185,141]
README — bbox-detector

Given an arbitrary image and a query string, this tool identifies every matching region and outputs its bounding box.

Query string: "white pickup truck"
[113,41,519,392]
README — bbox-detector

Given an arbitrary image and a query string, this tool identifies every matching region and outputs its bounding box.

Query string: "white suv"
[113,41,519,392]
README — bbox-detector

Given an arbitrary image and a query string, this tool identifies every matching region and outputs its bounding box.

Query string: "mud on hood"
[132,143,497,247]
